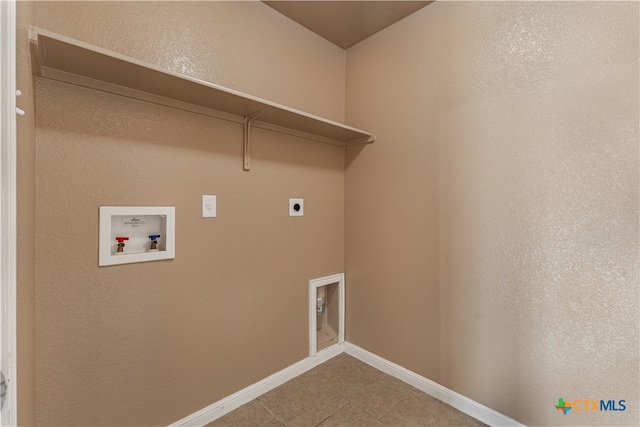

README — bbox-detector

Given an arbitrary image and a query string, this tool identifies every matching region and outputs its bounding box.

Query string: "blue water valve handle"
[148,234,161,251]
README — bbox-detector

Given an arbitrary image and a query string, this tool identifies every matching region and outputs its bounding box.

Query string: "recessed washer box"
[99,206,175,266]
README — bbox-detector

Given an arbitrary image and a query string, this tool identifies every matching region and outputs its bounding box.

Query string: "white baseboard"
[170,344,343,426]
[344,342,524,427]
[171,341,522,427]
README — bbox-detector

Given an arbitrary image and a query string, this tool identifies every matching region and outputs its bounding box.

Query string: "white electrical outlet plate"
[289,198,304,216]
[202,195,217,218]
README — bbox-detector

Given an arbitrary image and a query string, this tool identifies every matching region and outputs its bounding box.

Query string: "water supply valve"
[99,206,175,266]
[115,236,129,254]
[316,297,326,316]
[148,234,161,251]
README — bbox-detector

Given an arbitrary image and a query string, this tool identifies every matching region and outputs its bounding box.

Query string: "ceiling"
[263,1,433,49]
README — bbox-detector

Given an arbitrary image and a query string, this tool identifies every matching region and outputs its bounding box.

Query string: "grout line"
[257,399,277,418]
[313,400,350,427]
[375,387,412,421]
[351,401,380,421]
[257,397,288,426]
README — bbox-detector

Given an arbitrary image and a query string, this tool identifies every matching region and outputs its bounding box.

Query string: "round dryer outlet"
[289,198,304,216]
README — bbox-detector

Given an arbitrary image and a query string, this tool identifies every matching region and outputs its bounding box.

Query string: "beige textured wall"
[16,1,37,425]
[345,1,639,426]
[32,1,345,425]
[36,0,345,122]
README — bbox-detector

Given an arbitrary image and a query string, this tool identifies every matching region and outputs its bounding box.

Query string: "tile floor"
[208,353,486,427]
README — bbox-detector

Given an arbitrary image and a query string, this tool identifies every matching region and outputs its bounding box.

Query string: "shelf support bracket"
[243,109,267,171]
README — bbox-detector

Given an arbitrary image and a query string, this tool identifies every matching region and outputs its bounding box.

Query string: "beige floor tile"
[331,363,413,418]
[317,403,384,427]
[325,353,365,372]
[263,418,286,426]
[210,354,487,427]
[207,399,275,427]
[257,372,349,426]
[303,354,364,385]
[380,389,483,427]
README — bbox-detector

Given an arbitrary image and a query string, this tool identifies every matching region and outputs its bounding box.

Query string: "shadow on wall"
[35,79,345,172]
[434,1,639,423]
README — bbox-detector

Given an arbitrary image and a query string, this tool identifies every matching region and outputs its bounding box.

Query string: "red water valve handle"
[115,236,129,243]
